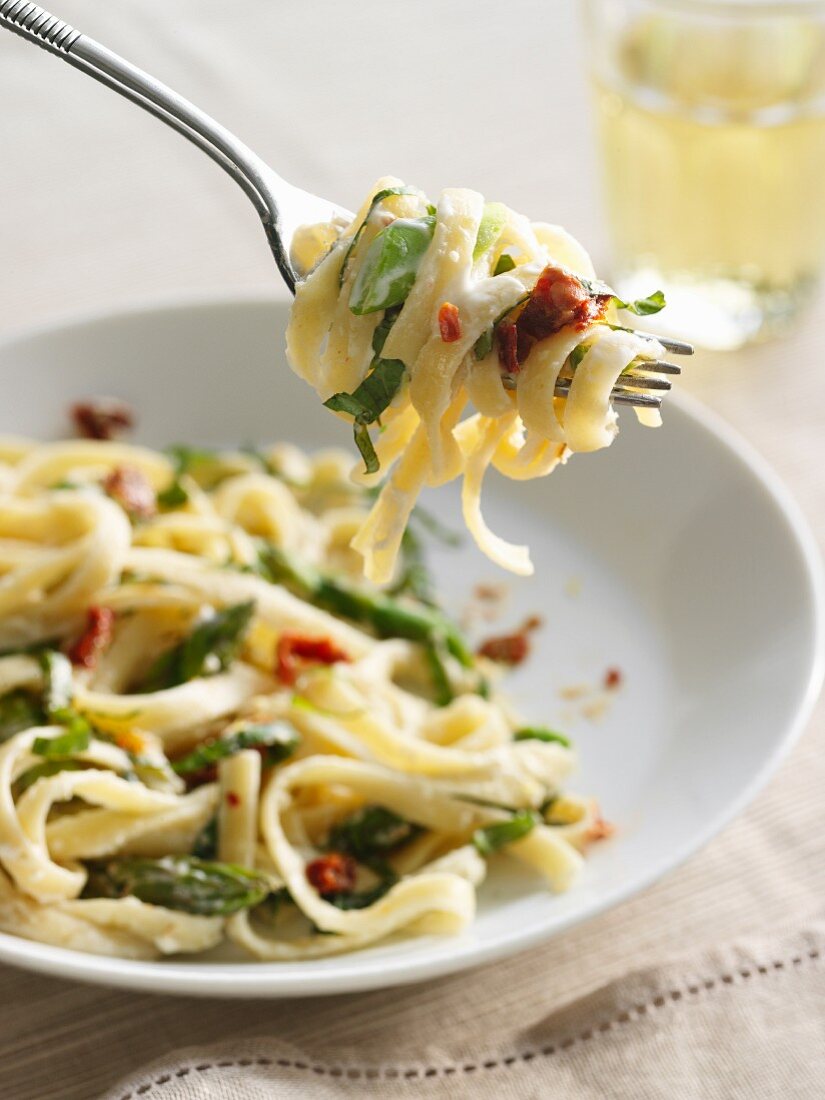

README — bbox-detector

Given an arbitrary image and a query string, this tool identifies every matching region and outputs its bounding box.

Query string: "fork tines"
[635,332,695,356]
[553,380,663,410]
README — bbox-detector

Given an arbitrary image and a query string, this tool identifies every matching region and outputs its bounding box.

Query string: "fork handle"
[0,0,296,290]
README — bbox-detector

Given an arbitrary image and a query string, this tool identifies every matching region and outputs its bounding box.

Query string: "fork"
[0,0,692,409]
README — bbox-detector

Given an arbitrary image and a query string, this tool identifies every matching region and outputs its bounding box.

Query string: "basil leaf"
[513,727,571,748]
[325,359,406,426]
[0,690,45,742]
[82,856,270,916]
[473,202,508,260]
[326,879,395,910]
[138,601,255,692]
[349,216,436,315]
[325,359,407,476]
[579,278,666,317]
[473,810,538,856]
[473,328,494,361]
[172,721,299,775]
[338,186,419,289]
[613,289,666,316]
[353,422,379,476]
[328,805,421,864]
[493,253,516,276]
[371,305,402,356]
[157,479,189,509]
[579,276,615,298]
[567,343,590,371]
[166,445,214,475]
[33,727,91,757]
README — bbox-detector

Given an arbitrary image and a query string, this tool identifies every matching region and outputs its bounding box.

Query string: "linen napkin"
[103,925,825,1100]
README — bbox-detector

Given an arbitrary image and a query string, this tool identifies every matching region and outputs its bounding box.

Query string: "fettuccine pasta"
[287,178,668,582]
[0,437,607,961]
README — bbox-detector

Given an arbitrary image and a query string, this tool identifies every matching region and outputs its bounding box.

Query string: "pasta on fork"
[288,178,669,583]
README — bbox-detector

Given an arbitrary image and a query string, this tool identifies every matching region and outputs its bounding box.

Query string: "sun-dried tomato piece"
[103,465,156,519]
[276,634,351,686]
[604,667,623,690]
[70,398,135,440]
[477,616,543,666]
[67,606,115,669]
[438,301,462,343]
[306,852,357,897]
[496,320,520,376]
[499,266,612,374]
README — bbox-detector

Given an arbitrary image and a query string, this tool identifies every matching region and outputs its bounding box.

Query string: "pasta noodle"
[287,178,667,582]
[0,436,607,961]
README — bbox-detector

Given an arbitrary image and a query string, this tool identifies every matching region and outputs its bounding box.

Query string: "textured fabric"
[102,925,825,1100]
[0,3,823,1099]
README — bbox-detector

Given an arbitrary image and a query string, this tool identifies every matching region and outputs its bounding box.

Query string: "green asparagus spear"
[257,544,473,668]
[82,856,270,915]
[138,601,255,692]
[171,722,299,776]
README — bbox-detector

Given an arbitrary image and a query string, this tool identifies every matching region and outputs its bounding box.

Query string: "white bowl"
[0,296,821,997]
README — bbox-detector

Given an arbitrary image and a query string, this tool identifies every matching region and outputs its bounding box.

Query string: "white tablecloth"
[0,3,823,1097]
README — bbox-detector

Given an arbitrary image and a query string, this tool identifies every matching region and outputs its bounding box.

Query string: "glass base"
[612,267,819,351]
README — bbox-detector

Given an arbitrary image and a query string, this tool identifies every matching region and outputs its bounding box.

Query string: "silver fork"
[0,1,692,409]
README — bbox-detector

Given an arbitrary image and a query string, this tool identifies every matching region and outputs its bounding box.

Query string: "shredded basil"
[473,202,508,260]
[513,727,571,748]
[493,253,516,275]
[0,690,45,742]
[33,727,91,757]
[172,722,299,775]
[324,358,407,475]
[328,805,421,866]
[157,479,189,509]
[473,810,539,856]
[567,343,590,371]
[12,758,88,799]
[338,186,419,289]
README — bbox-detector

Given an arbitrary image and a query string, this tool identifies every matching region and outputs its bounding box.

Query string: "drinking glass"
[584,0,825,349]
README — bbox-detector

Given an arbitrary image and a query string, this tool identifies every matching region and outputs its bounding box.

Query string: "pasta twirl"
[287,178,667,583]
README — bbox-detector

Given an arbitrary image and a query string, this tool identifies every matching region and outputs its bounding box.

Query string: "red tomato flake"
[587,812,615,842]
[103,465,156,519]
[306,852,357,897]
[70,398,135,441]
[477,616,543,666]
[276,633,350,686]
[604,667,623,690]
[499,266,611,374]
[438,301,462,343]
[67,606,115,669]
[225,791,241,808]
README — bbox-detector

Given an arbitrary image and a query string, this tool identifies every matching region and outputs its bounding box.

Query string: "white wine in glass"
[586,0,825,349]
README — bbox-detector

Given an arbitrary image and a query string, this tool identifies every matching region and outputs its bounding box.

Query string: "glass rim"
[633,0,825,15]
